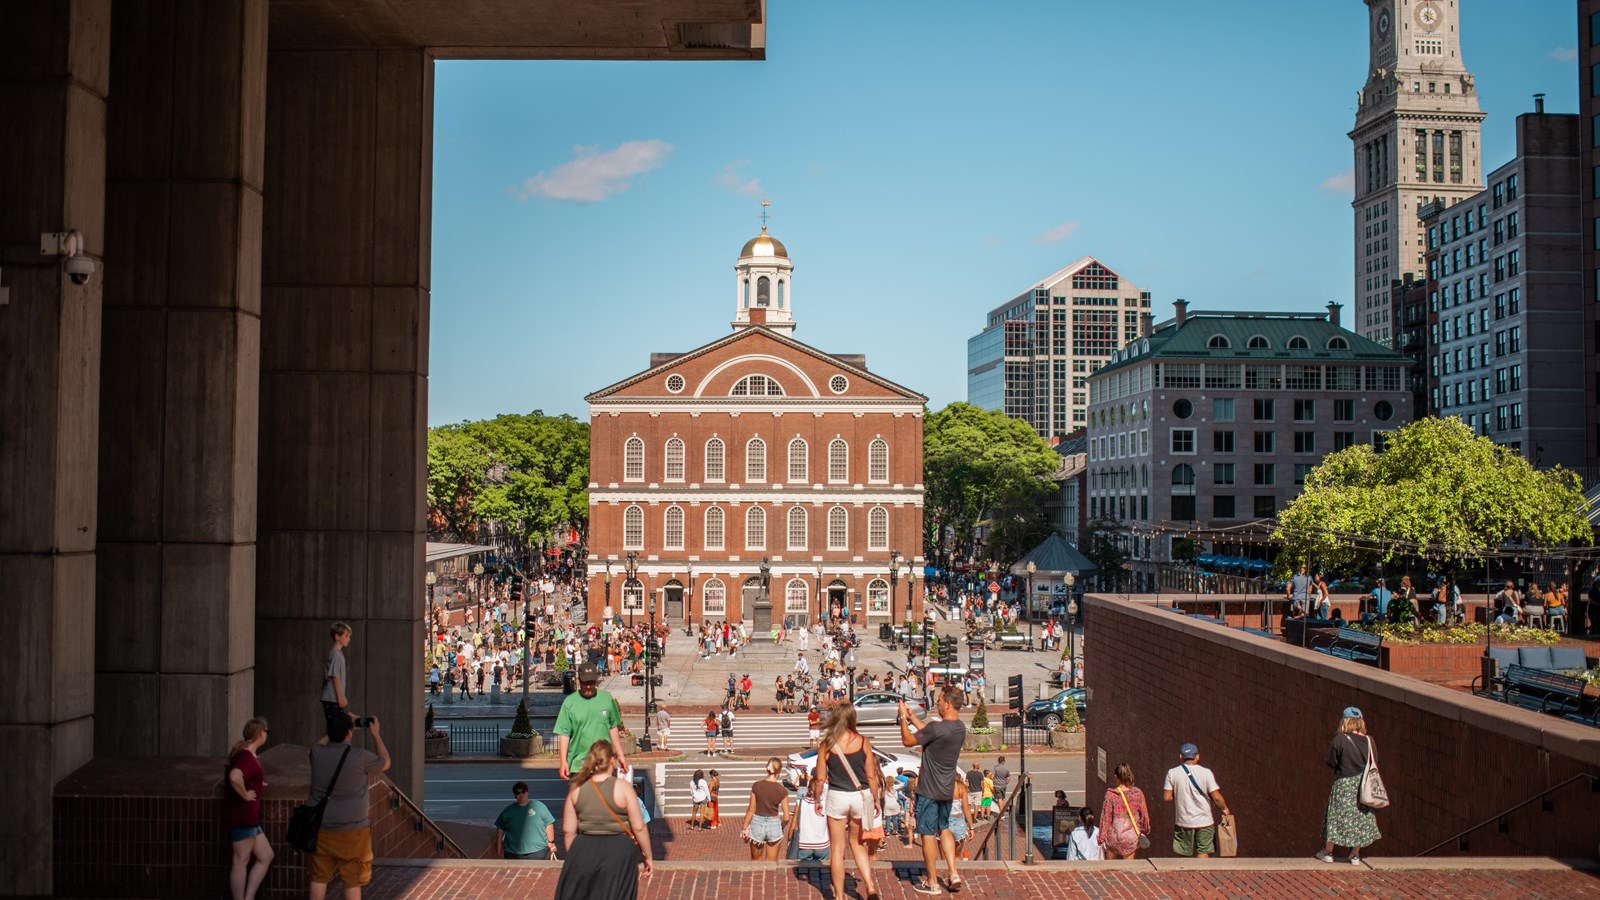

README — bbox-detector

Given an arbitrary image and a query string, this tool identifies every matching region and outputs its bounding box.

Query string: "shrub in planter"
[972,695,989,730]
[500,699,541,758]
[424,704,450,758]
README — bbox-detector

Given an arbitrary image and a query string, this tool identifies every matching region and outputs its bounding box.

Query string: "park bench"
[1313,626,1382,665]
[1501,664,1587,718]
[1474,646,1591,697]
[995,633,1030,650]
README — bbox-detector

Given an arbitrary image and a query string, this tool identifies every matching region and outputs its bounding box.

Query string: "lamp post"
[425,571,437,652]
[521,564,532,703]
[906,567,917,629]
[473,562,485,631]
[625,551,639,630]
[1066,572,1079,685]
[889,550,902,638]
[815,562,824,626]
[1026,561,1037,651]
[604,563,613,620]
[643,559,657,753]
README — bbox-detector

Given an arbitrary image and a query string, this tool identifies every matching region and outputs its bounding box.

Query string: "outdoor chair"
[1523,605,1547,629]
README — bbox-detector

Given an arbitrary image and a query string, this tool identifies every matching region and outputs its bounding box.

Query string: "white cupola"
[732,223,795,335]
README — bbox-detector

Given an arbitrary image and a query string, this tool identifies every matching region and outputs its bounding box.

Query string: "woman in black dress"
[554,740,653,900]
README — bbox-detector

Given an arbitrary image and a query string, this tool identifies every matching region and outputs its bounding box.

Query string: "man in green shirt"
[554,663,628,778]
[494,781,558,860]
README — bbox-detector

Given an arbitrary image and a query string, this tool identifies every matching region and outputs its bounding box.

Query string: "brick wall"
[53,746,493,898]
[1084,596,1600,858]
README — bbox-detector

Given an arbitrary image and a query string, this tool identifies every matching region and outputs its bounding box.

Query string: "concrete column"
[258,49,432,796]
[95,0,267,759]
[0,4,110,892]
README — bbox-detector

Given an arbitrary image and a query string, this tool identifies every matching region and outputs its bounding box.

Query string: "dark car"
[1026,687,1086,728]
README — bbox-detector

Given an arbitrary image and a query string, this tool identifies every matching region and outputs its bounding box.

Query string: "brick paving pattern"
[363,860,1600,899]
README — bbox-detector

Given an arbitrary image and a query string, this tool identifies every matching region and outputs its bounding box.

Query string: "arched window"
[1287,335,1310,350]
[1142,463,1149,488]
[664,438,684,481]
[828,506,848,550]
[622,579,643,615]
[624,505,644,549]
[742,278,750,309]
[623,437,644,481]
[704,506,725,550]
[788,438,809,482]
[777,279,786,308]
[663,505,684,550]
[868,439,889,482]
[746,438,767,482]
[1172,464,1197,495]
[868,506,889,550]
[867,579,890,614]
[1207,335,1231,349]
[1327,336,1350,350]
[828,439,849,482]
[786,578,809,613]
[731,374,784,396]
[1247,335,1270,349]
[787,506,808,549]
[704,438,725,482]
[702,578,726,616]
[745,506,766,550]
[757,275,771,307]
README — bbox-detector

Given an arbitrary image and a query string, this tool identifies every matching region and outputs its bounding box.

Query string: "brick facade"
[1085,596,1600,858]
[585,327,927,628]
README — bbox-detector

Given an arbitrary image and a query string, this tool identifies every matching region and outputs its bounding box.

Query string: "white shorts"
[658,728,670,737]
[809,728,820,741]
[825,788,873,820]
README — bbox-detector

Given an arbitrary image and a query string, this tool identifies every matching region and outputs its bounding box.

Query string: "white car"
[785,743,921,789]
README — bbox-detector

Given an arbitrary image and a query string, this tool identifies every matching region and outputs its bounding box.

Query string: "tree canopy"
[1274,416,1591,572]
[427,411,589,546]
[923,402,1061,568]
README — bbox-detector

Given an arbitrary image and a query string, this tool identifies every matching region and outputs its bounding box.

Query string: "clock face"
[1416,2,1441,31]
[1377,9,1391,35]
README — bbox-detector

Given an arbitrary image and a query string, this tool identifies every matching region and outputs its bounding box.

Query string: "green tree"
[1171,538,1202,564]
[427,411,590,545]
[1081,514,1129,590]
[923,402,1060,568]
[1275,417,1591,573]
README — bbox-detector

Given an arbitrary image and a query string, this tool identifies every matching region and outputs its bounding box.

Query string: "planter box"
[964,730,1000,752]
[499,734,543,758]
[1047,730,1086,751]
[1381,641,1563,684]
[614,733,639,757]
[424,734,451,758]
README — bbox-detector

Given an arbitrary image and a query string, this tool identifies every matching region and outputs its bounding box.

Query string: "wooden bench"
[1502,665,1586,717]
[1313,626,1382,665]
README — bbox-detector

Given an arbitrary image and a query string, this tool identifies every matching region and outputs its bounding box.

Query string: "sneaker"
[1314,852,1334,863]
[912,882,942,896]
[1348,856,1362,865]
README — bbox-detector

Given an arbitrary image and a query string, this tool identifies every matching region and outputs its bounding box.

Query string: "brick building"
[583,228,927,630]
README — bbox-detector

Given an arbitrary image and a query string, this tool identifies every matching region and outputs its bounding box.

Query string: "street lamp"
[906,566,917,629]
[1026,561,1037,651]
[473,562,485,630]
[815,562,824,626]
[625,551,639,629]
[425,571,438,651]
[889,549,902,637]
[604,563,613,620]
[643,563,658,752]
[1065,572,1079,685]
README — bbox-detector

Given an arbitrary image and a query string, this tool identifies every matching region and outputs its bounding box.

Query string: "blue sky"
[429,1,1577,425]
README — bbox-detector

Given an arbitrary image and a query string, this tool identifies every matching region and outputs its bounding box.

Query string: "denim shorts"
[228,825,263,842]
[748,815,784,844]
[915,798,952,836]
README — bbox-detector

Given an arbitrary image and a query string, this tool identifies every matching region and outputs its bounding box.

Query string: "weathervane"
[759,198,772,230]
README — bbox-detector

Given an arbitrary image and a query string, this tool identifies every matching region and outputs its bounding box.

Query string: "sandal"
[947,878,964,893]
[912,881,942,896]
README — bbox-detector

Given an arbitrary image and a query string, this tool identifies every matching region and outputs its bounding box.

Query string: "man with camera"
[307,714,390,900]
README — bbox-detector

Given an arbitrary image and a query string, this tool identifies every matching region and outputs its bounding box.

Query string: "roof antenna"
[759,198,771,232]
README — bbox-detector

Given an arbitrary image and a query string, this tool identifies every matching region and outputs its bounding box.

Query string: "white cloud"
[1031,220,1080,246]
[1548,47,1578,62]
[514,140,672,203]
[715,160,763,197]
[1319,169,1355,195]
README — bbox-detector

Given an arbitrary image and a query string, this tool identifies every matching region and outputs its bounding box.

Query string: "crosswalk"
[657,714,905,754]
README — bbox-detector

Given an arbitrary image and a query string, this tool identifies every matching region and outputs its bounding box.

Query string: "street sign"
[988,582,1000,594]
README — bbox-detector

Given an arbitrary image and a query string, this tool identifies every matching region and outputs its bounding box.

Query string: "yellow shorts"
[308,827,373,887]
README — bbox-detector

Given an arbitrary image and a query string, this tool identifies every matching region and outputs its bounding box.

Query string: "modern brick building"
[1085,302,1411,588]
[584,229,927,630]
[966,257,1152,439]
[1579,2,1600,468]
[1417,103,1584,468]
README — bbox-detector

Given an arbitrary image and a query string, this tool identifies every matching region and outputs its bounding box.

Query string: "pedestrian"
[897,685,967,895]
[1287,566,1311,617]
[429,663,440,696]
[1316,707,1381,864]
[495,781,558,860]
[1314,573,1332,620]
[792,768,831,862]
[980,769,994,821]
[740,758,794,862]
[320,622,353,725]
[965,761,983,799]
[992,755,1010,804]
[1162,743,1230,859]
[223,717,273,900]
[306,714,391,900]
[553,740,653,900]
[706,770,722,829]
[554,663,628,780]
[947,777,971,850]
[655,705,671,753]
[689,769,710,829]
[1098,764,1151,860]
[1065,807,1103,860]
[719,707,736,755]
[703,711,718,756]
[813,702,884,900]
[807,706,822,748]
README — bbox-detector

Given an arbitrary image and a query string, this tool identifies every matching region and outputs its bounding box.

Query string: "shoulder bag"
[836,739,884,840]
[1116,787,1151,850]
[590,778,645,854]
[1357,735,1390,809]
[286,745,352,853]
[1181,764,1237,857]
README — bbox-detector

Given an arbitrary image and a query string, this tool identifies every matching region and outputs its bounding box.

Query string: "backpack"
[720,711,733,729]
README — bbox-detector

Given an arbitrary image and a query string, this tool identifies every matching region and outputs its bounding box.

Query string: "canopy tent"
[425,541,495,566]
[1007,532,1099,579]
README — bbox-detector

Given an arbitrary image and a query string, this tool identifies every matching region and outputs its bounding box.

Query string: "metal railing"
[970,772,1033,861]
[1418,772,1600,856]
[447,722,505,754]
[1000,723,1051,747]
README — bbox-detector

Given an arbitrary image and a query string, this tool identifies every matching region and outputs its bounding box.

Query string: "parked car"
[851,691,926,725]
[1026,687,1087,729]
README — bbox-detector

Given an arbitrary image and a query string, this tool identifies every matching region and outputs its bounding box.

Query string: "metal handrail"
[1417,772,1598,856]
[387,775,470,859]
[970,771,1032,860]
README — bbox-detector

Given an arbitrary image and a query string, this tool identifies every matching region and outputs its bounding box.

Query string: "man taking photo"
[898,685,967,895]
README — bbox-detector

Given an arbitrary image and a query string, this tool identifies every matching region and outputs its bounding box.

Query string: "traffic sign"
[988,581,1000,594]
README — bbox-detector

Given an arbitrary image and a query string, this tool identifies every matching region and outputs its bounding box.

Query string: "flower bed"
[1354,622,1561,646]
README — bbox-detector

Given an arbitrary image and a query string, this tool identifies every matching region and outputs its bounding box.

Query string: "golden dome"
[740,227,788,259]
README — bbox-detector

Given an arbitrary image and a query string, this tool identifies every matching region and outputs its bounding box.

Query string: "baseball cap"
[576,663,601,683]
[1179,742,1199,760]
[1343,706,1363,719]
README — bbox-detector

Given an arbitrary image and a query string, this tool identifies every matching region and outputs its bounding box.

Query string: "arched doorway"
[827,579,849,623]
[664,578,685,623]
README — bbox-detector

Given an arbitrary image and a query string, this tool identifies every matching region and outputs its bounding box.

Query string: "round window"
[665,374,685,394]
[829,375,849,394]
[1173,398,1193,419]
[1374,400,1394,421]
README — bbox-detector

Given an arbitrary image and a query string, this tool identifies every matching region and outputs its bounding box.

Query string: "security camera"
[65,253,96,285]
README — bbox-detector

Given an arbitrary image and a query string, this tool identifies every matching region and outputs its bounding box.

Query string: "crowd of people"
[1284,566,1594,632]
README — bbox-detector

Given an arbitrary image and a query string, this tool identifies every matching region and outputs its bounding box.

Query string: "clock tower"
[1350,0,1485,345]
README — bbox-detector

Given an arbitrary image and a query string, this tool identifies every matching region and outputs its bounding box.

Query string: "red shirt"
[222,749,263,830]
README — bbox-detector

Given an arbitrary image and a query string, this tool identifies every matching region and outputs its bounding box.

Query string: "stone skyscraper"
[1350,0,1485,344]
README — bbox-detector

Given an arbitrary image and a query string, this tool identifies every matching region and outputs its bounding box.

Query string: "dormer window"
[1327,336,1350,350]
[1247,335,1270,349]
[1207,335,1231,349]
[1287,336,1310,349]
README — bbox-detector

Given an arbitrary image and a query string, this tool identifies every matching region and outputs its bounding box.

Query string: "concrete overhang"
[268,0,766,59]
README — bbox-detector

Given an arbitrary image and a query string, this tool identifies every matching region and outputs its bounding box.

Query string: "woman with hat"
[1316,706,1381,864]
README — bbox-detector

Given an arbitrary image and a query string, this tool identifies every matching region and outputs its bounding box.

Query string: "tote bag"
[1357,736,1390,809]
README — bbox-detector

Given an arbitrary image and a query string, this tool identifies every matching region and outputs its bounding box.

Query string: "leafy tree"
[427,411,590,545]
[1275,417,1591,573]
[510,699,534,738]
[923,402,1060,568]
[1081,514,1129,590]
[1171,538,1202,564]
